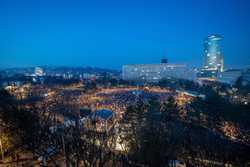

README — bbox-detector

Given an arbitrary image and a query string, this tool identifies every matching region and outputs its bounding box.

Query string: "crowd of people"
[77,87,181,121]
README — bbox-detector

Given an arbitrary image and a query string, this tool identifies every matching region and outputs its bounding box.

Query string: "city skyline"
[1,0,250,69]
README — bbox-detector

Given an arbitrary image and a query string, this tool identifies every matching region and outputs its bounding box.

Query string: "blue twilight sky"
[0,0,250,69]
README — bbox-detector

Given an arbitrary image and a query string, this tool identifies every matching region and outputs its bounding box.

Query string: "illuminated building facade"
[217,68,250,85]
[122,63,194,82]
[241,68,250,85]
[35,67,44,76]
[198,35,224,80]
[217,69,242,85]
[203,35,224,72]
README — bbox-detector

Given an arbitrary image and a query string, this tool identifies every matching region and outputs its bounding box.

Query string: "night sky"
[0,0,250,69]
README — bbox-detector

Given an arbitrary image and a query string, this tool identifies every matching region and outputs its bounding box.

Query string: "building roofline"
[122,63,187,67]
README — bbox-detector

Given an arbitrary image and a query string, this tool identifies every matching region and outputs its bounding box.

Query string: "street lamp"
[0,137,4,160]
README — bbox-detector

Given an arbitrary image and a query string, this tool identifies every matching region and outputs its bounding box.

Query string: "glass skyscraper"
[203,35,224,72]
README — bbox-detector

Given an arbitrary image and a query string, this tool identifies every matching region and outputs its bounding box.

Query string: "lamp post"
[0,137,4,160]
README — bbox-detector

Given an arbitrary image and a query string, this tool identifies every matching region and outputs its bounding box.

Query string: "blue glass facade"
[203,35,224,72]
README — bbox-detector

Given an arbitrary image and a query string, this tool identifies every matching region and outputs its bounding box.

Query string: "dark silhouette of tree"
[0,89,43,160]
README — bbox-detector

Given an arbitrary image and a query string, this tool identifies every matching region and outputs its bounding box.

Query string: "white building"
[217,69,242,85]
[122,63,194,82]
[35,67,44,76]
[217,68,250,85]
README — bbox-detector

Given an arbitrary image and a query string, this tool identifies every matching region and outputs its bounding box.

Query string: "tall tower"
[161,58,168,64]
[203,35,224,72]
[161,51,168,64]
